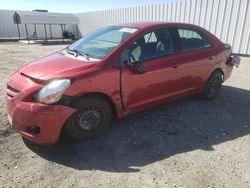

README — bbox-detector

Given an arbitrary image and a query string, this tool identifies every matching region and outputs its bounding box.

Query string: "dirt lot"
[0,42,249,188]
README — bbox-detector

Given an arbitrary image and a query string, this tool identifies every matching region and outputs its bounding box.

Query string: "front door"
[121,28,185,112]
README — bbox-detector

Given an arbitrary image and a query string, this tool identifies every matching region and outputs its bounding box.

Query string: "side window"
[128,29,174,63]
[178,29,211,51]
[144,32,157,43]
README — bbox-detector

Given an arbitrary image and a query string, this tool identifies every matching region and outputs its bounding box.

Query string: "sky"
[0,0,180,13]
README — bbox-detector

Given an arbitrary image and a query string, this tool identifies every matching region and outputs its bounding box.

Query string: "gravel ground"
[0,42,249,188]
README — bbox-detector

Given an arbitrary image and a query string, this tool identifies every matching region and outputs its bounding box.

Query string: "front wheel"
[201,71,223,100]
[63,96,112,141]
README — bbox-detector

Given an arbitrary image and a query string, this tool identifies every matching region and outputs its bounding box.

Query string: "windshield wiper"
[65,46,90,60]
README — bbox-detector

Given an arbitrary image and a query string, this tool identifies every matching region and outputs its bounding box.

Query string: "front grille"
[6,84,20,99]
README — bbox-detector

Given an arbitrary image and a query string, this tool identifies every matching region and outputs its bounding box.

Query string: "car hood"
[19,52,96,80]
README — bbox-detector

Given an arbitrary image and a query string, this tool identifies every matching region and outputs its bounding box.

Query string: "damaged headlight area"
[36,79,71,104]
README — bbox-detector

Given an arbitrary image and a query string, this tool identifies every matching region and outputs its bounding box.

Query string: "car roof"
[116,22,199,29]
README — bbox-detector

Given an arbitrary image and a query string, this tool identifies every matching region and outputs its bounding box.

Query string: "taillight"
[226,53,240,68]
[225,56,232,65]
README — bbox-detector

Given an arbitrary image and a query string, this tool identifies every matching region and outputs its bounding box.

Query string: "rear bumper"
[6,95,75,145]
[224,54,241,81]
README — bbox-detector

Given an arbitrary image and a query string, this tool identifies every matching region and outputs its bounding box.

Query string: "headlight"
[36,79,71,104]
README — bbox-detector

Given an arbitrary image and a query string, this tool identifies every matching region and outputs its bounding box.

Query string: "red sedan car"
[5,22,240,145]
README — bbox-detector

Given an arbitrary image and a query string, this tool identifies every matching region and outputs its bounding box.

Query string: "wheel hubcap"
[77,107,102,131]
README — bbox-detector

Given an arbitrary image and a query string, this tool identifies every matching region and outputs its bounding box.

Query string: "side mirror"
[125,60,145,74]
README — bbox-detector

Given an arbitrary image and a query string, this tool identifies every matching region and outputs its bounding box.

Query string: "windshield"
[68,26,139,60]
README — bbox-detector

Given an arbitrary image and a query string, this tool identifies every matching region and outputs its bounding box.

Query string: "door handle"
[171,62,179,68]
[208,55,215,60]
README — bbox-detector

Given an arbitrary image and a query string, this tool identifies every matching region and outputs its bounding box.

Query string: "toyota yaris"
[5,22,240,145]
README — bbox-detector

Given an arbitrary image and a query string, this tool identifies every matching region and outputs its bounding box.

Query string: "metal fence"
[0,0,249,54]
[76,0,250,55]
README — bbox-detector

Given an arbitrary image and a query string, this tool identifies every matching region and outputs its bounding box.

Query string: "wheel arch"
[71,92,118,119]
[210,68,224,82]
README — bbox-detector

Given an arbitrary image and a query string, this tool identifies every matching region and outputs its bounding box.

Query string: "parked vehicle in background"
[5,22,240,145]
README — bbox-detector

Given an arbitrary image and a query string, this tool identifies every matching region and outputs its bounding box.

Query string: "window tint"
[178,29,211,51]
[128,29,174,63]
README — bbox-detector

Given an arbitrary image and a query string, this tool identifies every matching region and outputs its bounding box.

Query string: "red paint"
[5,22,238,144]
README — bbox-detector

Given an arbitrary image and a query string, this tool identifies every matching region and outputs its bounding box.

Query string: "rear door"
[120,28,185,112]
[173,27,218,92]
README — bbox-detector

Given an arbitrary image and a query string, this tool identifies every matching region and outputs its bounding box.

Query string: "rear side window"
[177,29,211,51]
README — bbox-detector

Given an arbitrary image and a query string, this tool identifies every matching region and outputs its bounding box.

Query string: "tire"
[63,96,112,141]
[201,70,223,100]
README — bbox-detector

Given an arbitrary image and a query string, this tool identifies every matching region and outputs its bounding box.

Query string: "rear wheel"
[64,96,112,141]
[201,71,223,100]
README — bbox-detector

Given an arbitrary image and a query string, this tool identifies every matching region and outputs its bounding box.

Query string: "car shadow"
[24,85,250,173]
